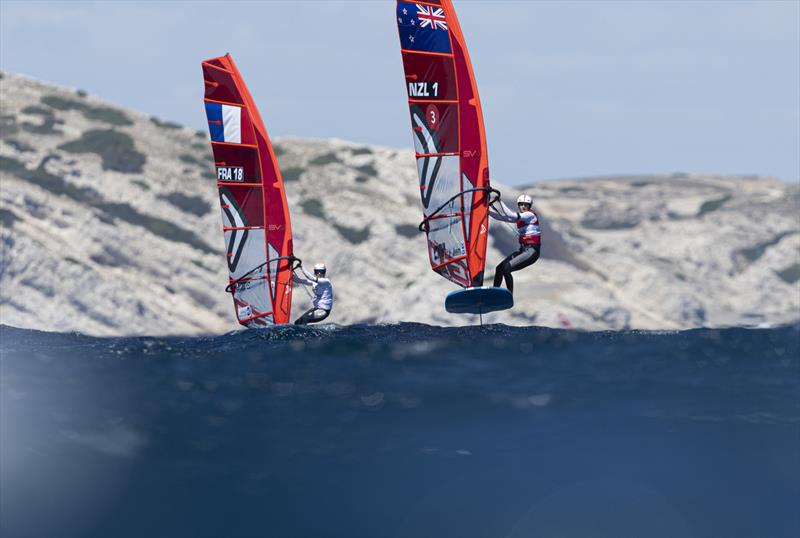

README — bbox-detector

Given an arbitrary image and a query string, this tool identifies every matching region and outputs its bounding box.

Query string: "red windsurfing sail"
[201,53,294,326]
[395,0,491,288]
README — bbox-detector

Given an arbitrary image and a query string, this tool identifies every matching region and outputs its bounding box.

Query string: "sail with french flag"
[201,53,295,327]
[204,102,242,144]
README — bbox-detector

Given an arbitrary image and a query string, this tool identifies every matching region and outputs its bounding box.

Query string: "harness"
[517,214,541,245]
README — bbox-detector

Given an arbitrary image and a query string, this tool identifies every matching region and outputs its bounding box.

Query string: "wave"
[1,322,798,538]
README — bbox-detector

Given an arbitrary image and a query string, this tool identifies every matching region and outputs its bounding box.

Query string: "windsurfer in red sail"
[488,193,541,293]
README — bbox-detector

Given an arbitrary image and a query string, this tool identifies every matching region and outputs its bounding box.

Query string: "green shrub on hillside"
[697,195,732,217]
[59,129,146,173]
[355,163,378,177]
[0,208,19,227]
[82,106,133,126]
[395,224,419,238]
[349,147,372,156]
[22,105,54,117]
[0,155,213,253]
[300,199,325,219]
[158,192,211,217]
[0,114,19,138]
[96,201,215,254]
[775,263,800,284]
[40,95,77,111]
[65,256,88,268]
[4,139,35,153]
[150,117,182,130]
[179,153,203,166]
[41,95,133,126]
[22,120,63,135]
[0,155,102,203]
[333,223,370,244]
[90,246,135,268]
[736,232,795,263]
[20,105,63,135]
[309,153,340,166]
[282,167,304,182]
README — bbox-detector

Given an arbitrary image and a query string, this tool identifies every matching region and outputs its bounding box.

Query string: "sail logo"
[217,166,244,182]
[408,82,439,98]
[237,304,252,319]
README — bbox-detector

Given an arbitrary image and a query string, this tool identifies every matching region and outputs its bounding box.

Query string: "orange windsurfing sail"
[201,53,294,326]
[395,0,492,289]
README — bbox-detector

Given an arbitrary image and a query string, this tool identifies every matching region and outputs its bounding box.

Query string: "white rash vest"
[293,267,334,311]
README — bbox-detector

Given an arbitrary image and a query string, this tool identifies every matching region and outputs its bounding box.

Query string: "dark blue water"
[1,323,798,538]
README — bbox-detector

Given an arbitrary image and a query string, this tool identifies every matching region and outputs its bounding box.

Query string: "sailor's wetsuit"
[489,200,541,293]
[293,267,333,325]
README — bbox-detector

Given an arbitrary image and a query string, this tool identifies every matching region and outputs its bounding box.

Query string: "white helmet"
[313,263,327,274]
[517,194,533,206]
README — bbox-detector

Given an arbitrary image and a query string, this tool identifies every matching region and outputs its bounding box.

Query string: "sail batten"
[201,53,294,327]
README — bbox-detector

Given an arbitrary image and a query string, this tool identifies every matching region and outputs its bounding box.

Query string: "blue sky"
[1,1,798,184]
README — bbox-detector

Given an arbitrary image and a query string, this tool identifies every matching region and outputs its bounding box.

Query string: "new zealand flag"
[397,2,452,54]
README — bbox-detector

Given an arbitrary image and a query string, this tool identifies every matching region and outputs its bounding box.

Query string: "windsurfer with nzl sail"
[488,193,541,293]
[290,260,334,325]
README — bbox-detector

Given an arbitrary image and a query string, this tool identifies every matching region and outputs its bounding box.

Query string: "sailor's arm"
[488,200,518,222]
[300,266,317,282]
[293,274,313,286]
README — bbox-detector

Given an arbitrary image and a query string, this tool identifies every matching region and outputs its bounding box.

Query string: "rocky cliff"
[1,72,797,335]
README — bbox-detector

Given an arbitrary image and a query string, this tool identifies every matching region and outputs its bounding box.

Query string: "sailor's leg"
[507,245,540,273]
[309,309,330,324]
[493,254,514,288]
[496,246,539,293]
[504,270,514,293]
[493,266,504,288]
[294,308,317,325]
[296,308,330,325]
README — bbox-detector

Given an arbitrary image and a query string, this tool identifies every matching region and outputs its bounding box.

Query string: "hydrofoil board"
[445,287,513,314]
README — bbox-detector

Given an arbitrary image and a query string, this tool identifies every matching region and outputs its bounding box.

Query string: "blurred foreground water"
[1,323,798,538]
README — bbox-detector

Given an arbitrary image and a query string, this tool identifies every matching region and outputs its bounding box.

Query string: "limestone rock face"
[1,72,798,335]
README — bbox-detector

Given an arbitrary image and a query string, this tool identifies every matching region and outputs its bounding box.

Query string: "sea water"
[1,323,798,538]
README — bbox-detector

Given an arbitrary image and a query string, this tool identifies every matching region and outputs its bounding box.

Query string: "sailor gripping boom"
[290,257,334,325]
[488,193,542,293]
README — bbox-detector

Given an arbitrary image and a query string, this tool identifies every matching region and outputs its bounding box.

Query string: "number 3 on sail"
[395,1,512,315]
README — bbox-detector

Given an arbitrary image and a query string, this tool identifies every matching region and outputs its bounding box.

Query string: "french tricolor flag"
[205,102,241,143]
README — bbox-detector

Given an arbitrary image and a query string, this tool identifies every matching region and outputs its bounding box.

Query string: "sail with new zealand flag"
[395,0,493,291]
